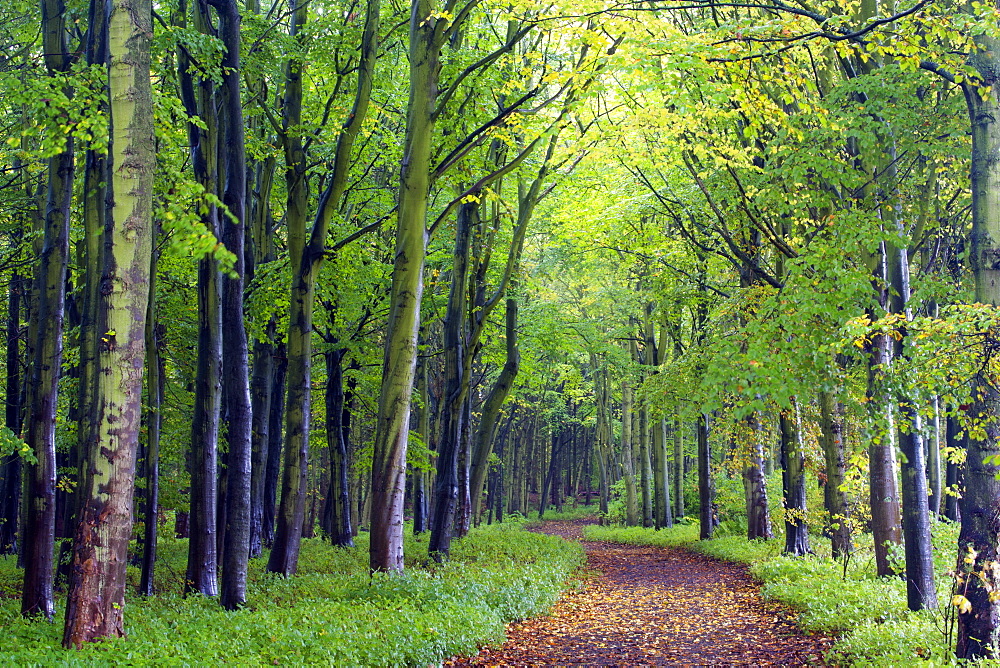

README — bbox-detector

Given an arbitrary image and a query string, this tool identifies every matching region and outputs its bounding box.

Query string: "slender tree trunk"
[944,414,962,522]
[63,0,154,639]
[868,327,902,576]
[139,252,163,596]
[267,0,309,578]
[268,0,381,576]
[429,201,476,560]
[781,406,810,556]
[673,418,684,519]
[955,71,1000,656]
[370,0,439,572]
[639,405,653,527]
[215,0,253,610]
[23,0,74,618]
[324,349,353,547]
[697,414,715,540]
[819,392,851,559]
[0,270,23,555]
[928,396,942,516]
[248,333,274,557]
[180,0,221,598]
[469,299,520,521]
[621,379,639,526]
[262,346,286,546]
[74,0,108,562]
[413,356,430,534]
[743,411,771,540]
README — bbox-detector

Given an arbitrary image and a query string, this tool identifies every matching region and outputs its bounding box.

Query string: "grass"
[0,520,584,666]
[583,518,992,666]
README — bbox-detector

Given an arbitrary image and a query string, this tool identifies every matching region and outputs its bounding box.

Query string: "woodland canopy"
[1,0,999,661]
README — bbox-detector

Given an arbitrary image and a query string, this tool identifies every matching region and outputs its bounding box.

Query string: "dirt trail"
[452,519,833,666]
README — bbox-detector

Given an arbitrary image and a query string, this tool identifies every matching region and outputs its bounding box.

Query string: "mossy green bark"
[63,0,154,645]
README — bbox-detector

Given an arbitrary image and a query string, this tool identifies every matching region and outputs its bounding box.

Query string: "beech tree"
[63,0,154,643]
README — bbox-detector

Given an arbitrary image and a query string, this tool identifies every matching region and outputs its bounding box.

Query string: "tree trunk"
[0,270,23,555]
[324,349,353,547]
[139,253,163,597]
[369,0,439,572]
[248,334,274,558]
[944,414,962,523]
[469,299,520,522]
[215,0,253,611]
[23,0,74,619]
[639,405,653,527]
[63,0,154,639]
[428,201,476,560]
[819,391,851,559]
[927,396,942,516]
[74,0,109,564]
[955,70,1000,656]
[673,418,684,519]
[743,411,771,541]
[868,327,902,577]
[697,414,715,540]
[180,0,221,598]
[780,407,810,556]
[621,379,639,526]
[262,346,286,547]
[413,356,430,534]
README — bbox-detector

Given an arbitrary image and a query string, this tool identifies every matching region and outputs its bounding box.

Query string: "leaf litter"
[450,518,833,666]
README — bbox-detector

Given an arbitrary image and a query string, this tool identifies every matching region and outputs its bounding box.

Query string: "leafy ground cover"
[456,519,833,665]
[0,520,583,666]
[586,520,983,666]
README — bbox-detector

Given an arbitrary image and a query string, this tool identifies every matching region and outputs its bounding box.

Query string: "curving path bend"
[452,519,833,666]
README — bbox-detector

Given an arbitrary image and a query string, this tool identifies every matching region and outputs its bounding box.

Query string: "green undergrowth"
[0,520,584,666]
[584,520,995,666]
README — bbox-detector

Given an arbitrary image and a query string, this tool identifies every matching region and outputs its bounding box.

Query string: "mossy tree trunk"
[22,0,74,620]
[956,51,1000,656]
[369,0,442,572]
[270,0,381,576]
[819,391,851,559]
[62,0,154,641]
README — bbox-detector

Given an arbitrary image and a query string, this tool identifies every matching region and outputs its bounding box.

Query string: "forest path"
[451,518,834,666]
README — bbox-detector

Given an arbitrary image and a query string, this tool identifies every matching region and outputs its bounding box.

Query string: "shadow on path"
[452,518,833,666]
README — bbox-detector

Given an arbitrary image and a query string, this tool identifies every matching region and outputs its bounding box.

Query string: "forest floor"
[450,518,835,666]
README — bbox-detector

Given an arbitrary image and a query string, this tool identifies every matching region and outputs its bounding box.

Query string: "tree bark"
[428,201,477,560]
[271,0,381,576]
[139,250,163,597]
[369,0,439,572]
[697,414,715,540]
[0,269,23,555]
[180,0,221,598]
[63,0,154,639]
[324,349,354,547]
[743,411,771,540]
[621,378,639,526]
[262,345,287,547]
[819,391,851,559]
[780,406,810,556]
[955,65,1000,655]
[23,0,74,619]
[944,414,962,522]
